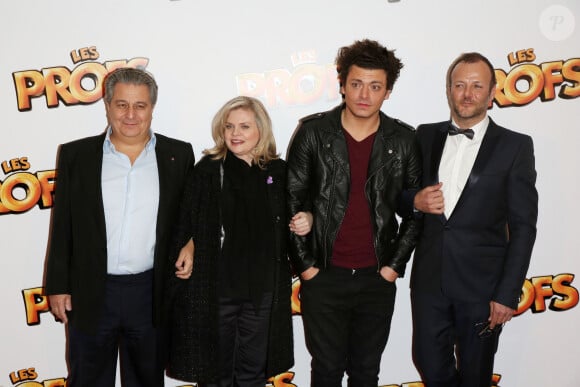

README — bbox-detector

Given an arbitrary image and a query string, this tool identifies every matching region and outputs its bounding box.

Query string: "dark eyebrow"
[350,79,384,85]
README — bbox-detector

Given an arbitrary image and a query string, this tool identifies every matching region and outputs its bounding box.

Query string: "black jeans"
[300,266,396,387]
[202,293,273,387]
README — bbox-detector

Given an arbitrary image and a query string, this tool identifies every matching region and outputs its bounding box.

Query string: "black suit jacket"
[410,118,537,309]
[45,132,194,333]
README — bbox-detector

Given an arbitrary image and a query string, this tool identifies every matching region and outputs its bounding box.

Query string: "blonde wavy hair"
[203,96,279,168]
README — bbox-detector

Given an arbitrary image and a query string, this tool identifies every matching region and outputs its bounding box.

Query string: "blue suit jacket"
[410,118,537,309]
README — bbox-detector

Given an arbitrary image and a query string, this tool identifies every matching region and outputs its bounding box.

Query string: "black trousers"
[67,270,164,387]
[201,294,273,387]
[300,266,396,387]
[411,290,502,387]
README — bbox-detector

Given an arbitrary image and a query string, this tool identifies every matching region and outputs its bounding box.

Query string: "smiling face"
[105,82,154,145]
[340,64,391,122]
[224,108,260,165]
[447,60,496,128]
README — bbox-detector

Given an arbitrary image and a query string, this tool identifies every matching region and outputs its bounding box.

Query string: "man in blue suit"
[45,67,195,387]
[409,52,538,387]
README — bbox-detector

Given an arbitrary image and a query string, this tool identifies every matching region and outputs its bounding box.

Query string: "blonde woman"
[167,96,310,387]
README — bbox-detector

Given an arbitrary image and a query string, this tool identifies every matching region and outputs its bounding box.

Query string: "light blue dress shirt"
[102,128,160,274]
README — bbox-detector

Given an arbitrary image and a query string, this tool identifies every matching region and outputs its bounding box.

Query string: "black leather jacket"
[286,105,422,276]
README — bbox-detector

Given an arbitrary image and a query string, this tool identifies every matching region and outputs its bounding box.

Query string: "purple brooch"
[266,176,273,184]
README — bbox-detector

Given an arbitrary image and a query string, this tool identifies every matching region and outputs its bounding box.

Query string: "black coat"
[166,155,294,382]
[45,132,194,333]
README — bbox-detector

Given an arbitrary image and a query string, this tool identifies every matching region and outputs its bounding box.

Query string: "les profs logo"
[495,48,580,107]
[12,46,149,111]
[0,157,55,215]
[8,367,65,386]
[237,49,340,108]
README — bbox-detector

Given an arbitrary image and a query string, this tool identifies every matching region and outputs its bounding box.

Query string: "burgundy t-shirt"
[331,129,377,269]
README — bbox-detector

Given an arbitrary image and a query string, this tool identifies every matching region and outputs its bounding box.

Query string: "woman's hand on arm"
[289,211,313,236]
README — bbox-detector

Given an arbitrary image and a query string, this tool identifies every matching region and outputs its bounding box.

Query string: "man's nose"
[464,86,475,98]
[126,106,136,118]
[361,85,370,98]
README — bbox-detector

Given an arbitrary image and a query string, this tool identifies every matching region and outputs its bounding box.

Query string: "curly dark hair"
[335,39,403,91]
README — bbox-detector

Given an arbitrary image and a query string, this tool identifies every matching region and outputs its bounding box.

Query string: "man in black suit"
[45,67,195,387]
[409,52,538,387]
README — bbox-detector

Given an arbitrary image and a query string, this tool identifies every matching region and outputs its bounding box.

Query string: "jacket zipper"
[365,165,384,272]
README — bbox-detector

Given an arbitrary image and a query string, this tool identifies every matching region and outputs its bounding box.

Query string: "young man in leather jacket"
[286,39,422,387]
